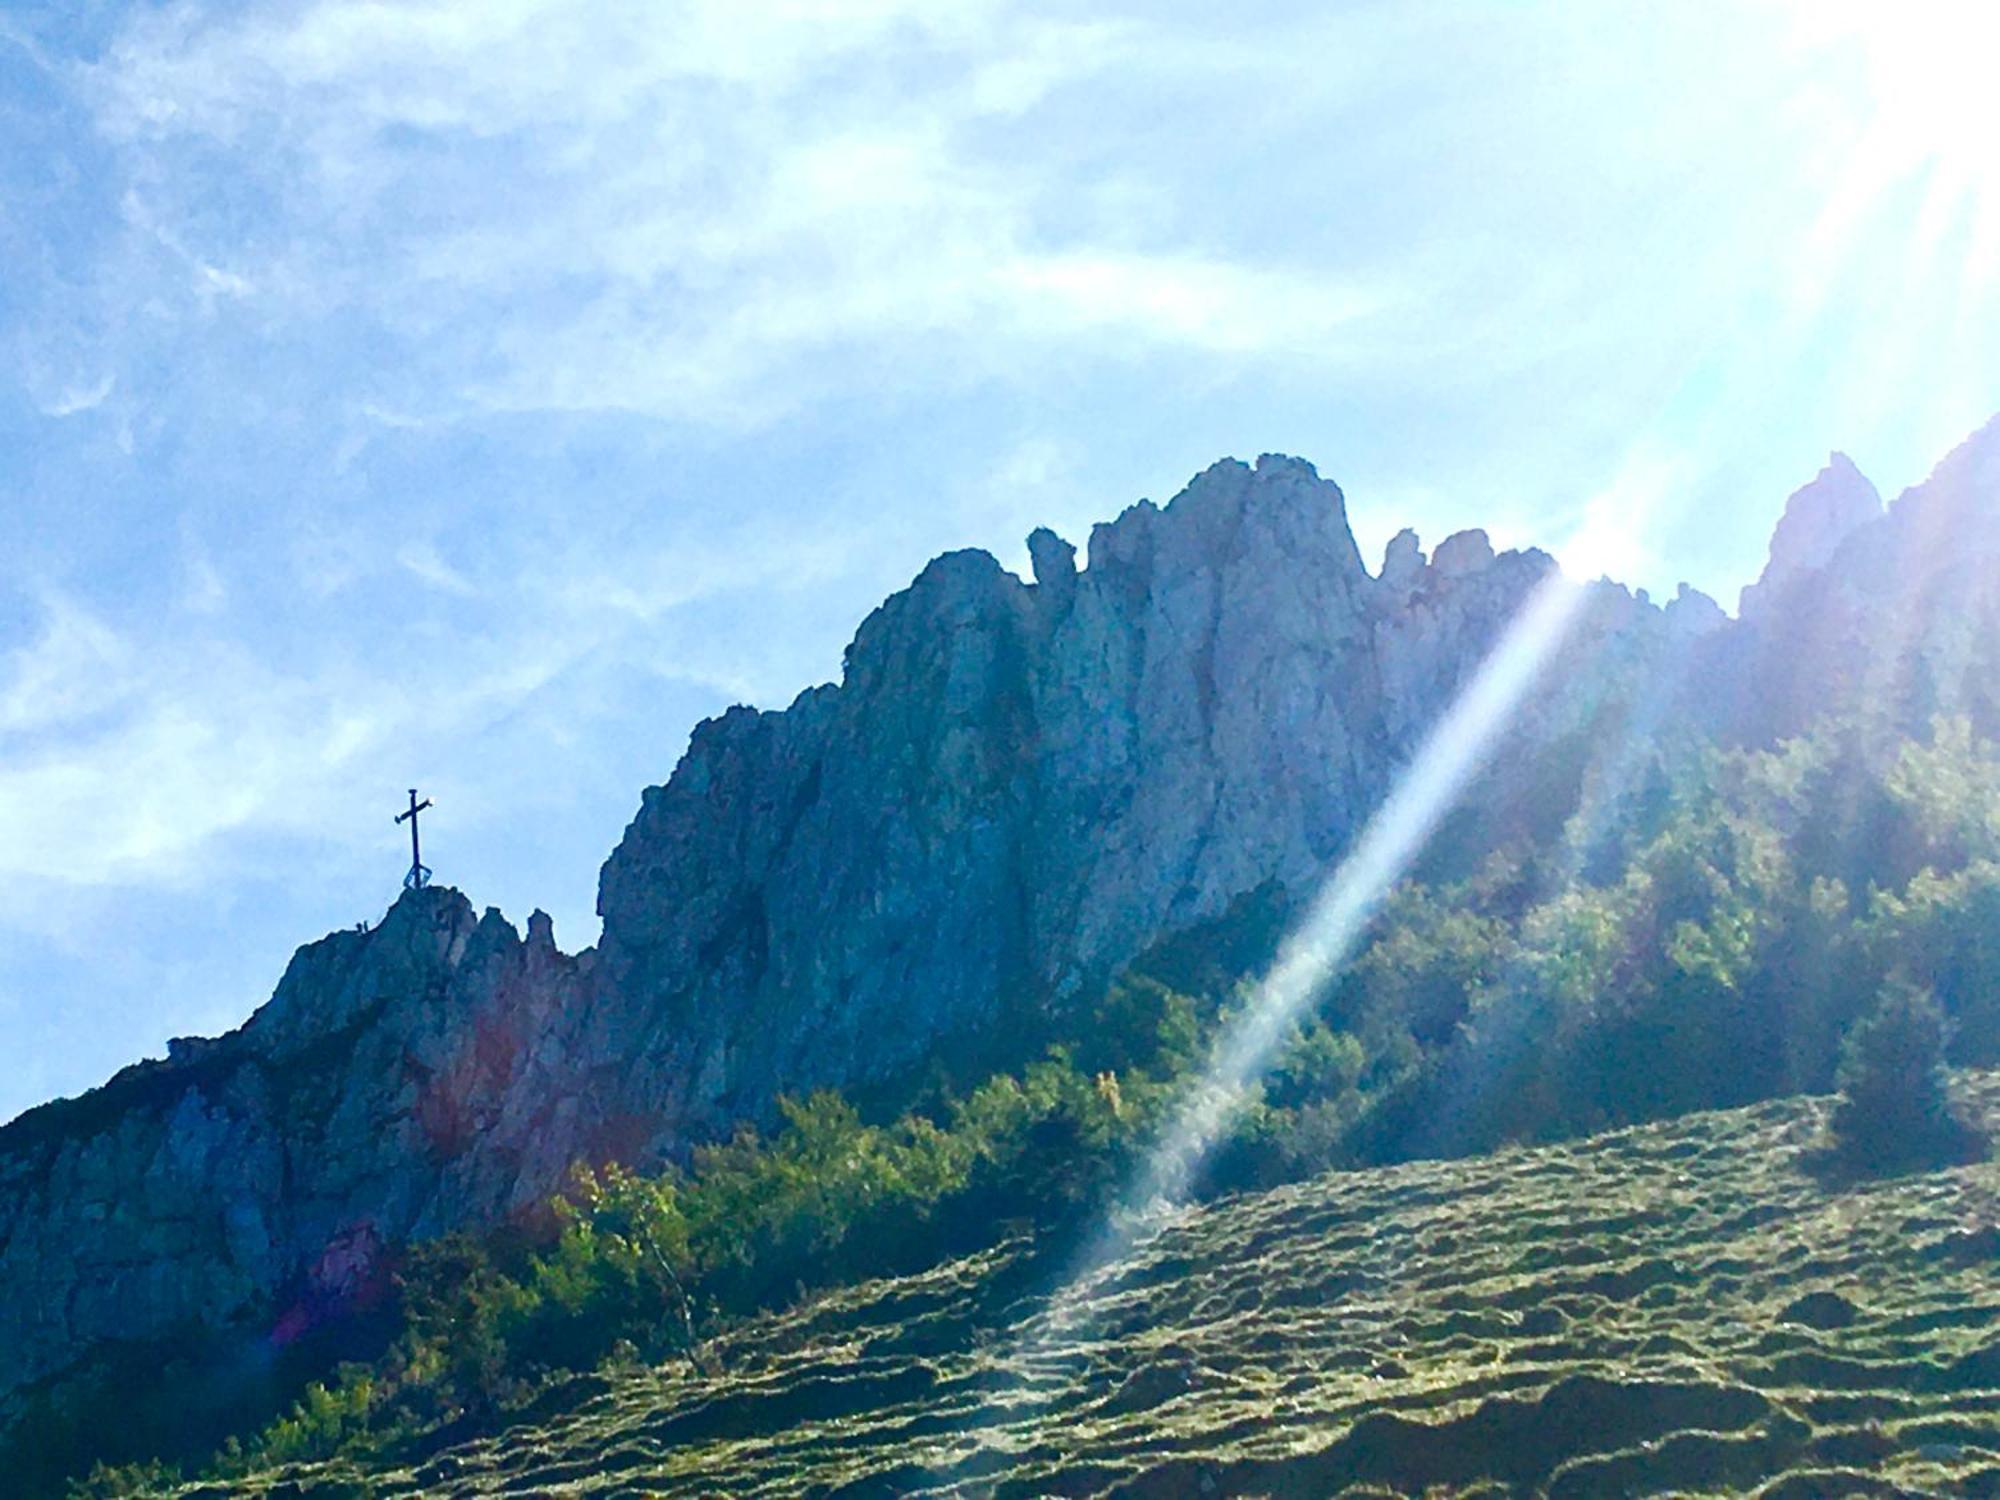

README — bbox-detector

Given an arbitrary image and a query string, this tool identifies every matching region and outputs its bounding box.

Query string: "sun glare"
[1787,1,2000,289]
[1802,3,2000,159]
[975,479,1659,1409]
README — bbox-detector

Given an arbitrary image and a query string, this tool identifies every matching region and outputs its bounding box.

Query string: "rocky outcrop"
[1738,453,1883,622]
[0,892,598,1411]
[8,426,1998,1426]
[592,457,1696,1139]
[1710,418,2000,744]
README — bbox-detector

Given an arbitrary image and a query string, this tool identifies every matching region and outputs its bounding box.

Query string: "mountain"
[4,424,1998,1446]
[1714,416,2000,744]
[174,1074,2000,1497]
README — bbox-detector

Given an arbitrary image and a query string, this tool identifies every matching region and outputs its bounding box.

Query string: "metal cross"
[395,788,433,891]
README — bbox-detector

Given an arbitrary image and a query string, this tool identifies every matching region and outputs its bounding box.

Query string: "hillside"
[6,417,1999,1484]
[133,1073,2000,1498]
[0,452,1708,1418]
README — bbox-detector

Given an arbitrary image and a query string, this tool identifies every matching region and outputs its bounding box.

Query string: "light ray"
[913,463,1679,1492]
[1106,453,1674,1237]
[1783,2,2000,315]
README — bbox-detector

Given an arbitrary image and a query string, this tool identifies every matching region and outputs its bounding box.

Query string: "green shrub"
[64,1459,179,1499]
[57,716,2000,1492]
[1830,983,1981,1172]
[231,1366,378,1471]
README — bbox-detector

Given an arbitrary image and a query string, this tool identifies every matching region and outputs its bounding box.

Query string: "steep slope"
[174,1073,2000,1498]
[7,422,2000,1438]
[0,457,1708,1414]
[1713,417,2000,744]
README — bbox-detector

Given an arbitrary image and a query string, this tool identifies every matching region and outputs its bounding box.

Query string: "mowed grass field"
[163,1074,2000,1498]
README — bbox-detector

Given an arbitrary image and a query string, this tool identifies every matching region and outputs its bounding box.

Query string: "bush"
[64,1459,179,1499]
[1829,983,1982,1173]
[58,719,2000,1491]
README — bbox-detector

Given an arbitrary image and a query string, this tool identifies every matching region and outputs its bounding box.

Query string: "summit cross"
[395,788,433,891]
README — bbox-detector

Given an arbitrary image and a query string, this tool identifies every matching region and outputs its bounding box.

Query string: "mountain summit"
[1737,452,1883,621]
[4,430,1998,1435]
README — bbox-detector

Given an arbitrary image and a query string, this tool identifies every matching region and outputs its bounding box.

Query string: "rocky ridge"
[1713,416,2000,744]
[1737,453,1883,623]
[4,431,1998,1428]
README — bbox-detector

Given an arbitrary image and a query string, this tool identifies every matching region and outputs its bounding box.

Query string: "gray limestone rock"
[1711,418,2000,742]
[1433,529,1496,578]
[1029,525,1079,612]
[1379,528,1427,594]
[3,431,1997,1432]
[1665,584,1728,639]
[1738,452,1884,621]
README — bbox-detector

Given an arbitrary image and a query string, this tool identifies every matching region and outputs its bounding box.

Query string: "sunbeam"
[1106,455,1673,1238]
[1786,1,2000,313]
[915,460,1685,1474]
[1117,575,1596,1220]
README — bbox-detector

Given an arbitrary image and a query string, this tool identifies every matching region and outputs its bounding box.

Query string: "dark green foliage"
[1352,717,2000,1162]
[1120,880,1295,1002]
[1828,984,1983,1173]
[60,1461,178,1499]
[1865,861,2000,1065]
[1349,885,1515,1047]
[1884,716,2000,874]
[47,714,2000,1494]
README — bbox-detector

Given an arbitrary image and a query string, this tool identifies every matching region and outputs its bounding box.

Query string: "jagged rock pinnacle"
[5,427,1998,1424]
[1739,452,1883,619]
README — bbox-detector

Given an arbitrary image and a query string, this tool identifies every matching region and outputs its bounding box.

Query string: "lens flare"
[1119,572,1588,1215]
[912,469,1676,1489]
[1017,462,1674,1360]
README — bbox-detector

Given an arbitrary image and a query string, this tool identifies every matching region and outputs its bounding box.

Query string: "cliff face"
[0,893,596,1410]
[590,455,1690,1135]
[1714,416,2000,744]
[2,434,1994,1417]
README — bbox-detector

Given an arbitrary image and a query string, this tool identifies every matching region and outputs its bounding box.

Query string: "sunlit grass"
[204,1074,2000,1497]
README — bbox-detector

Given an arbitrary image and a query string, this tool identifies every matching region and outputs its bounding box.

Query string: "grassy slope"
[161,1075,1999,1499]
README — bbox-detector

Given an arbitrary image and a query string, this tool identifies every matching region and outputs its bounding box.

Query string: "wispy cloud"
[0,593,133,734]
[0,490,905,909]
[60,1,1391,428]
[395,540,476,597]
[0,599,384,889]
[33,371,116,418]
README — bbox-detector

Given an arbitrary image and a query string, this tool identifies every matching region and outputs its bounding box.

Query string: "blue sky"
[3,0,1998,1124]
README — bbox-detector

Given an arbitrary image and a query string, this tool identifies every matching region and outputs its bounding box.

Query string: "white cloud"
[0,607,387,888]
[69,0,1389,427]
[1001,251,1381,357]
[34,371,116,418]
[395,540,476,596]
[0,594,134,734]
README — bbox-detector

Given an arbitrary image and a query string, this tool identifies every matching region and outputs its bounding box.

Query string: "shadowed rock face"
[0,890,600,1411]
[2,432,1995,1420]
[1738,453,1884,623]
[1712,417,2000,744]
